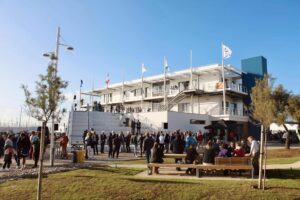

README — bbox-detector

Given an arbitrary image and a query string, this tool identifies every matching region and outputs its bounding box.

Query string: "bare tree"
[272,85,292,149]
[250,74,276,189]
[22,64,68,200]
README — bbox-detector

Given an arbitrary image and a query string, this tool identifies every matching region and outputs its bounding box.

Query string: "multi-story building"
[67,56,267,144]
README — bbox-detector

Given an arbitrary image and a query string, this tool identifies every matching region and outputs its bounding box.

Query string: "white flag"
[164,57,170,71]
[222,44,232,59]
[141,64,147,74]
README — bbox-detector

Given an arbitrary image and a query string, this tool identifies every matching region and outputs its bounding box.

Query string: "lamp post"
[43,26,74,167]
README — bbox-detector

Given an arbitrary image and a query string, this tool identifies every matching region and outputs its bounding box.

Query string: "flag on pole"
[105,73,110,87]
[164,57,170,71]
[222,43,232,59]
[80,80,83,88]
[141,64,147,74]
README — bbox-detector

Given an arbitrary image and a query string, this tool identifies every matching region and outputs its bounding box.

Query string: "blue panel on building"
[241,56,268,140]
[241,56,267,76]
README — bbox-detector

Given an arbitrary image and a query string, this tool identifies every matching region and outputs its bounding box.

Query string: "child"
[2,146,16,171]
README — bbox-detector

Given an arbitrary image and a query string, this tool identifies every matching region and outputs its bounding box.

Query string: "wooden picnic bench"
[147,157,253,178]
[163,153,187,159]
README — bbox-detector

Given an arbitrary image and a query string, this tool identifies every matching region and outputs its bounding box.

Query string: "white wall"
[167,112,210,133]
[126,111,168,131]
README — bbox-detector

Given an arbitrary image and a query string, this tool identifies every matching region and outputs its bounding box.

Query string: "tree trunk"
[37,121,46,200]
[263,126,268,190]
[258,125,264,189]
[283,124,290,149]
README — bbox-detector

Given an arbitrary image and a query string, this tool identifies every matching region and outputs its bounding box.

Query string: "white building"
[68,63,251,144]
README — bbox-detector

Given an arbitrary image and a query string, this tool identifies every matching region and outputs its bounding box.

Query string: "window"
[190,119,205,124]
[178,103,190,113]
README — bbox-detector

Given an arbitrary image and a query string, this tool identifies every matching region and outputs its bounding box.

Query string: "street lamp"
[43,26,74,167]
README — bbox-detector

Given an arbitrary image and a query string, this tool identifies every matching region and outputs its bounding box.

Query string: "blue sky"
[0,0,300,125]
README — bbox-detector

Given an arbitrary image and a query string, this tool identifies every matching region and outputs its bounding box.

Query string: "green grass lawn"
[0,166,300,200]
[267,156,300,165]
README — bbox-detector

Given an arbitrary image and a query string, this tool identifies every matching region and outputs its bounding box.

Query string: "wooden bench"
[163,153,187,159]
[147,157,253,178]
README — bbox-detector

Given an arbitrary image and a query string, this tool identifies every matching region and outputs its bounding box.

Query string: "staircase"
[68,111,130,145]
[161,89,203,111]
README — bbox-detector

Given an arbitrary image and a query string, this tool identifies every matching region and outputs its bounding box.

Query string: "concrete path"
[267,160,300,169]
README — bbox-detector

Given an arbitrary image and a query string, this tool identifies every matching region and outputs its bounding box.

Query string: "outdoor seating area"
[148,156,253,178]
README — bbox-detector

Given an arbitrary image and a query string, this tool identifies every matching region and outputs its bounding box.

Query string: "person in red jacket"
[233,142,245,157]
[197,131,203,149]
[60,133,69,159]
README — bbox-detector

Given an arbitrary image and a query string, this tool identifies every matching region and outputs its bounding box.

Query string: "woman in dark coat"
[150,142,164,174]
[203,141,215,165]
[16,132,31,169]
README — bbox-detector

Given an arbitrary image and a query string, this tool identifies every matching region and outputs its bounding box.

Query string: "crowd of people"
[0,131,69,171]
[81,128,260,176]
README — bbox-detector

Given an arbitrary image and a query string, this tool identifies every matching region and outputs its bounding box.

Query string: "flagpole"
[122,75,124,106]
[221,43,226,115]
[164,57,167,109]
[79,81,82,109]
[91,80,94,108]
[141,64,144,112]
[190,49,193,90]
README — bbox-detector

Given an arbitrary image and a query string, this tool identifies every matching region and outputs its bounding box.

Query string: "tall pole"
[190,49,193,90]
[258,124,264,189]
[122,77,124,105]
[19,106,23,127]
[50,26,60,167]
[164,57,167,109]
[221,43,226,115]
[141,64,144,112]
[37,121,46,200]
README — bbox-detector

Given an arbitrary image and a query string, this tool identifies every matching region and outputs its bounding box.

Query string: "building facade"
[68,57,267,144]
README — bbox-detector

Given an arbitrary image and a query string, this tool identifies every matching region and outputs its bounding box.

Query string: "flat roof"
[83,64,244,95]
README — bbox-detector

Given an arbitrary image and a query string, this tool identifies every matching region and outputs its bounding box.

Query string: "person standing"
[158,133,165,152]
[112,134,121,158]
[131,119,136,135]
[136,120,141,135]
[245,136,260,176]
[107,132,113,158]
[100,131,107,153]
[164,132,170,153]
[60,133,69,159]
[125,133,131,153]
[16,132,31,169]
[131,134,138,157]
[85,132,94,159]
[143,133,154,163]
[0,134,5,158]
[138,134,145,157]
[150,142,164,174]
[171,132,185,170]
[31,132,40,168]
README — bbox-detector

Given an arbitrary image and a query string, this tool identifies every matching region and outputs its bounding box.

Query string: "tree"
[288,95,300,122]
[250,74,276,190]
[22,64,68,200]
[272,85,292,149]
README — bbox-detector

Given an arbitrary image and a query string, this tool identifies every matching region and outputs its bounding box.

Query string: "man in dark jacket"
[136,120,141,135]
[138,134,145,157]
[171,133,185,170]
[100,132,107,153]
[125,133,131,153]
[143,133,154,163]
[107,133,113,158]
[131,119,136,135]
[112,134,121,158]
